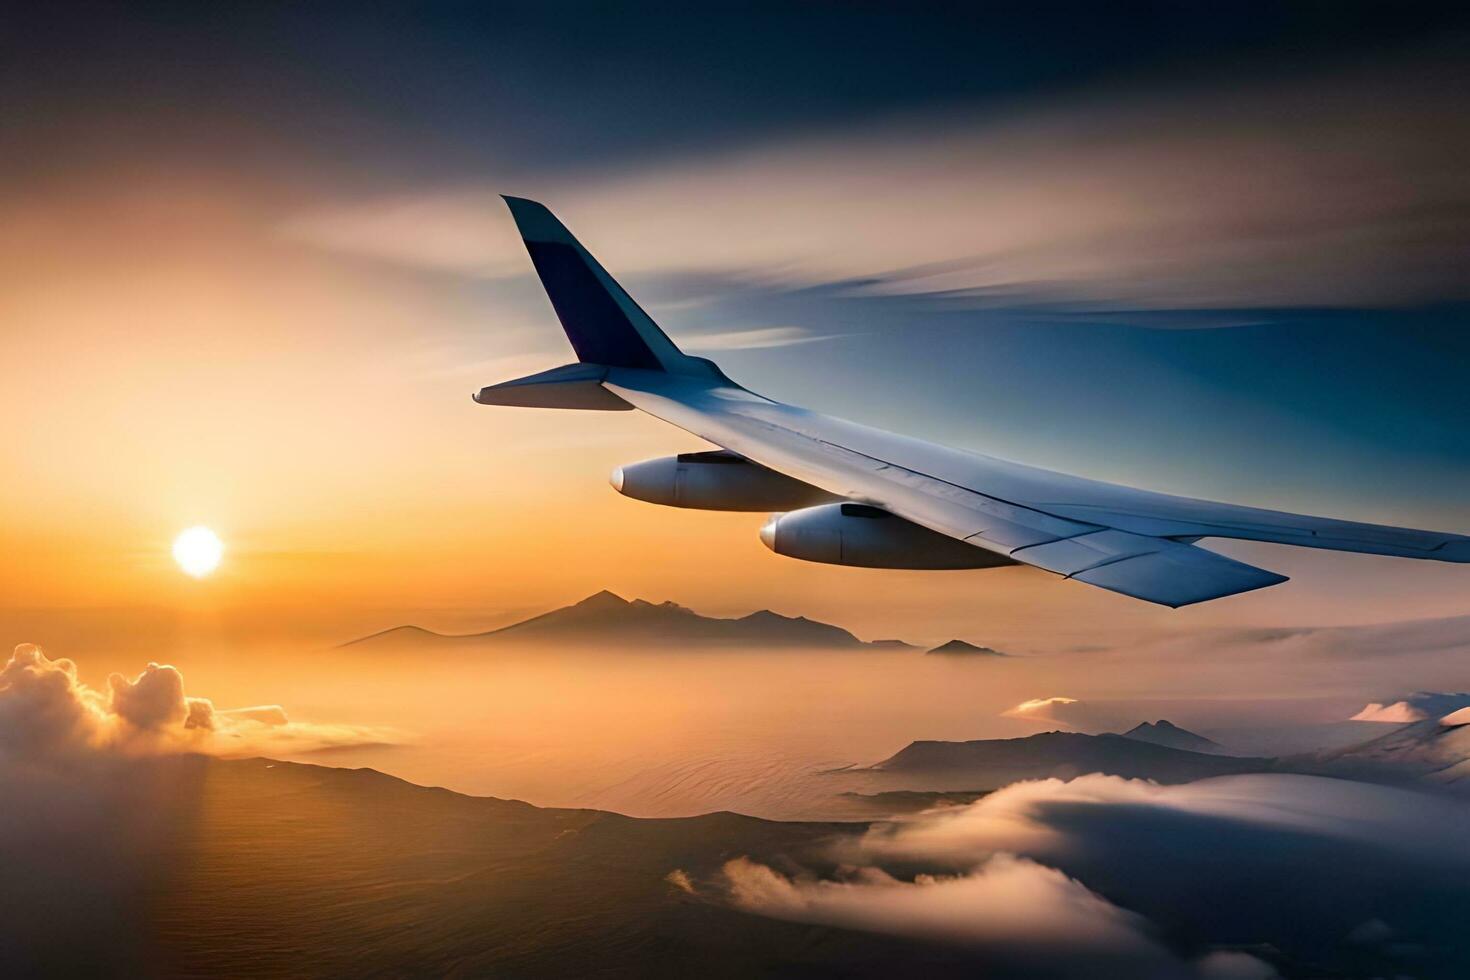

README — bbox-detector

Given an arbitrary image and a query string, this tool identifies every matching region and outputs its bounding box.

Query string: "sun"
[173,526,224,578]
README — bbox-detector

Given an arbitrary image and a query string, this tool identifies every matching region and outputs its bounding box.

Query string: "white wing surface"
[476,198,1469,607]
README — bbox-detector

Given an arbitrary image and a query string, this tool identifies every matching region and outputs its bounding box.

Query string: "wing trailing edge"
[1011,528,1289,606]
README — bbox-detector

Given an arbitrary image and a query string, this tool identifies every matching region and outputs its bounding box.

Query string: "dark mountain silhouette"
[1119,720,1223,754]
[870,731,1273,787]
[926,639,1007,657]
[12,755,986,977]
[340,624,440,647]
[342,590,911,650]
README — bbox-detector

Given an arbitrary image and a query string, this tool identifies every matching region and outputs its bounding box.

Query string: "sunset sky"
[5,3,1469,656]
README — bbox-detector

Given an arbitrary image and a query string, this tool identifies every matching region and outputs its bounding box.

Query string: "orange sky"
[5,162,1468,659]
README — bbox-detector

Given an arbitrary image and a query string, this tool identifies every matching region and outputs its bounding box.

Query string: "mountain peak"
[575,589,630,610]
[1119,720,1222,754]
[926,639,1007,657]
[342,592,879,650]
[630,598,697,617]
[740,609,795,624]
[336,624,441,648]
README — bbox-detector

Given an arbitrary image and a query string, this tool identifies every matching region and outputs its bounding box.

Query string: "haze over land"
[13,594,1467,820]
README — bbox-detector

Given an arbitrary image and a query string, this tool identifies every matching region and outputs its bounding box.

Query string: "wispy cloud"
[1000,695,1133,732]
[683,326,836,351]
[282,48,1470,311]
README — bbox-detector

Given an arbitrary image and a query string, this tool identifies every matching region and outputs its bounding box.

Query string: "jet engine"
[611,451,836,511]
[760,502,1016,569]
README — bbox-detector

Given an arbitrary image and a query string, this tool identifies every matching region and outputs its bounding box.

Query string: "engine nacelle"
[611,451,836,511]
[760,503,1016,569]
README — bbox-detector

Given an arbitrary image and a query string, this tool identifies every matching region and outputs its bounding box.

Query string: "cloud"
[722,853,1200,975]
[855,774,1470,874]
[1200,614,1470,662]
[218,704,290,727]
[1001,696,1130,732]
[1313,710,1470,794]
[719,847,1280,978]
[283,49,1470,311]
[1007,695,1078,715]
[713,773,1470,976]
[1349,691,1470,723]
[280,191,528,279]
[0,644,109,757]
[1350,701,1427,723]
[0,644,391,762]
[108,661,194,730]
[682,326,836,351]
[0,644,395,973]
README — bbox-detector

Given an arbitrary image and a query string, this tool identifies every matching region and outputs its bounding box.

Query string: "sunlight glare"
[173,526,224,578]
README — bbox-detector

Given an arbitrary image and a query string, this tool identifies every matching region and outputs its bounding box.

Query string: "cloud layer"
[711,772,1470,977]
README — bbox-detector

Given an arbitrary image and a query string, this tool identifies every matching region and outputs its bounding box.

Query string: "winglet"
[501,196,578,245]
[500,196,716,378]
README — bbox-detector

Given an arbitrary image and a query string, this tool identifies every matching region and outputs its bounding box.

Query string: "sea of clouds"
[704,772,1470,978]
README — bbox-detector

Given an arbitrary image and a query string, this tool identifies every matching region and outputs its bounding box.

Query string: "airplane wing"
[476,197,1470,607]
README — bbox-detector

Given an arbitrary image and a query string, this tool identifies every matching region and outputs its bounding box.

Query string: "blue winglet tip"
[501,195,572,244]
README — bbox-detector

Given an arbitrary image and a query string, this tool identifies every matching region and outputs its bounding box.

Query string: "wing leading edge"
[599,375,1293,607]
[484,197,1470,608]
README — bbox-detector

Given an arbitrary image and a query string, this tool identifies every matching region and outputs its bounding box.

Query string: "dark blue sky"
[8,2,1468,184]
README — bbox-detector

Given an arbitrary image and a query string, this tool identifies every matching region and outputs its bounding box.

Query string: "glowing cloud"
[1011,696,1078,713]
[1350,701,1426,724]
[0,644,392,761]
[1000,695,1121,731]
[1349,692,1470,724]
[722,852,1177,965]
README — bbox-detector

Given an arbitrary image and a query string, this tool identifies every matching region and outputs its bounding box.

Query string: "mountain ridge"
[1298,711,1470,794]
[869,730,1274,786]
[926,639,1008,657]
[341,590,917,650]
[34,755,957,977]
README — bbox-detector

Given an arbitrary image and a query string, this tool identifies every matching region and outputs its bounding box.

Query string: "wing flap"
[1009,529,1161,576]
[1073,547,1289,607]
[1011,527,1288,606]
